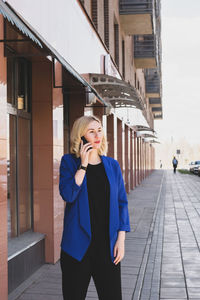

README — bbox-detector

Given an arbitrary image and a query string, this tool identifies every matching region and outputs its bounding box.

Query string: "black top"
[86,162,110,243]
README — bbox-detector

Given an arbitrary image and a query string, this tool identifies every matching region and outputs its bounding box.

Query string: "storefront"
[0,1,157,299]
[0,1,108,296]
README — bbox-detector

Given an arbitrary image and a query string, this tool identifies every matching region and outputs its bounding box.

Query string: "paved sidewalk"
[9,170,200,300]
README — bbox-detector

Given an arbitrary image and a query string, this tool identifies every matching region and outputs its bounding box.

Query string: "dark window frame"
[104,0,109,49]
[91,0,98,30]
[114,22,119,67]
[122,39,125,78]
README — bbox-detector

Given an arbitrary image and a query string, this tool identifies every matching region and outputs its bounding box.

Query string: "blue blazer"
[59,154,131,263]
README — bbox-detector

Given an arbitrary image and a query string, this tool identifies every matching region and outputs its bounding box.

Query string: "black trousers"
[60,238,122,300]
[173,164,177,173]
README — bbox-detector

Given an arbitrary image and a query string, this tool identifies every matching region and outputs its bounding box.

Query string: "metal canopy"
[0,1,108,108]
[137,132,157,139]
[0,0,42,47]
[134,125,155,133]
[141,133,157,139]
[149,140,160,144]
[88,73,144,110]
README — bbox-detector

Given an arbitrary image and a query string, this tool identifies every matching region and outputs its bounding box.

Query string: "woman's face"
[84,120,103,150]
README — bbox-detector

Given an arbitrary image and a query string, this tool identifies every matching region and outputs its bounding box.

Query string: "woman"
[59,115,130,300]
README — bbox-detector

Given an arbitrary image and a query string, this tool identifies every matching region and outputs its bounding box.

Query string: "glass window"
[7,114,17,238]
[17,59,29,112]
[7,58,15,105]
[18,117,32,234]
[114,23,119,67]
[104,0,109,49]
[7,58,31,112]
[7,57,32,239]
[91,0,98,29]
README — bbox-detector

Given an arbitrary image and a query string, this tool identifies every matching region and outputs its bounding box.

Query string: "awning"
[86,73,144,110]
[0,0,42,47]
[0,0,108,108]
[136,132,157,139]
[133,125,155,133]
[149,140,160,144]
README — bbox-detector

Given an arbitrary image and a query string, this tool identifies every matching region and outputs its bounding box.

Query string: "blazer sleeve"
[116,161,131,232]
[59,155,82,203]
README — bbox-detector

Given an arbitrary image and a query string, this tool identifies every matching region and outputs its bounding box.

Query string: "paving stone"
[162,257,182,264]
[186,278,200,288]
[162,263,183,273]
[188,287,200,298]
[185,270,200,278]
[161,278,186,288]
[162,251,181,258]
[160,287,187,298]
[15,295,63,300]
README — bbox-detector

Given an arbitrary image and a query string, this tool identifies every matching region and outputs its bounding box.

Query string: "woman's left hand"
[113,233,125,265]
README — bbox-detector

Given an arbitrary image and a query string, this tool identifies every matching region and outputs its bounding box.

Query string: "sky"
[154,0,200,144]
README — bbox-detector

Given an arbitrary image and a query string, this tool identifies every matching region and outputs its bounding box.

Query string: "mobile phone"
[81,136,88,145]
[81,136,93,151]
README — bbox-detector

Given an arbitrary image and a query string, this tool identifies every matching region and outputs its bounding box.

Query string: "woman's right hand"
[79,140,93,167]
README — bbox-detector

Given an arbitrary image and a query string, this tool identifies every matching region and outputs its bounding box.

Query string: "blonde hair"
[70,115,108,157]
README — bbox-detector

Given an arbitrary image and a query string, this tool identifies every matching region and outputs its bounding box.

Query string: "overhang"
[136,132,157,139]
[149,140,160,144]
[84,73,144,110]
[0,0,108,108]
[133,125,155,133]
[0,0,42,47]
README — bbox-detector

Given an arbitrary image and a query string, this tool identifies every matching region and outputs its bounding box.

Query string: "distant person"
[172,156,178,173]
[160,160,162,169]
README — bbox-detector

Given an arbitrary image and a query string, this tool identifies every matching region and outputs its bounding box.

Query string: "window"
[114,23,119,67]
[122,40,125,78]
[104,0,109,49]
[7,57,32,239]
[7,58,31,112]
[91,0,98,29]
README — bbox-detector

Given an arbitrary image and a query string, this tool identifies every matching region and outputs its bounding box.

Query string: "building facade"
[0,0,162,298]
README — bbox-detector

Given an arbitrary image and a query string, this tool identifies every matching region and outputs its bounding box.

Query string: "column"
[0,15,8,300]
[125,125,130,193]
[117,118,123,170]
[107,114,114,158]
[130,129,134,190]
[32,59,64,263]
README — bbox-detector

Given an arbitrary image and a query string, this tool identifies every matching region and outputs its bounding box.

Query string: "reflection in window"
[18,118,32,234]
[17,59,28,111]
[7,58,30,112]
[7,58,15,105]
[7,57,32,239]
[7,114,17,238]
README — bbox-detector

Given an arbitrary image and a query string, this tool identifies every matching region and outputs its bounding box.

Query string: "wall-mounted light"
[85,87,97,105]
[17,95,24,110]
[105,106,112,116]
